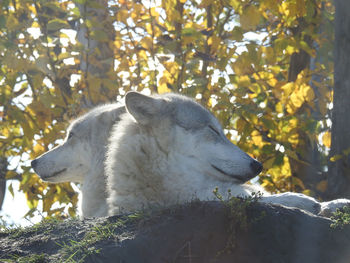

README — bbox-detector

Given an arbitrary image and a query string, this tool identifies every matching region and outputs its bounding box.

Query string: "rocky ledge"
[1,200,350,263]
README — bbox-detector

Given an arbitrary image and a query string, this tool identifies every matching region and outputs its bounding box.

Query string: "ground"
[1,200,350,263]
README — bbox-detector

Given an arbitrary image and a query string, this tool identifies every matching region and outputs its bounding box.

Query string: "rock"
[1,201,350,263]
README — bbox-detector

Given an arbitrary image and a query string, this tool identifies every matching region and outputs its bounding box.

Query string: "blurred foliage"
[330,206,350,229]
[0,0,335,219]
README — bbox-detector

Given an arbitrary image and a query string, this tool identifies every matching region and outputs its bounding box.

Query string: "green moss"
[330,206,350,229]
[213,188,265,259]
[4,253,48,263]
[4,217,63,239]
[57,213,143,263]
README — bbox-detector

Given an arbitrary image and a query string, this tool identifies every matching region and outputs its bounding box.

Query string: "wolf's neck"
[81,168,108,218]
[81,144,108,218]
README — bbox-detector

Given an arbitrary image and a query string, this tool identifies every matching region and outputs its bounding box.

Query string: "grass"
[2,217,64,239]
[3,253,48,263]
[1,210,147,263]
[56,213,144,263]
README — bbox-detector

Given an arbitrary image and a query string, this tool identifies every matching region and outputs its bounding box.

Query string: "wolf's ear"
[125,91,163,125]
[98,106,125,127]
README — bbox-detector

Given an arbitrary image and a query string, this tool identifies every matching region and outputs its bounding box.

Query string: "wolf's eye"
[67,132,74,139]
[208,125,220,136]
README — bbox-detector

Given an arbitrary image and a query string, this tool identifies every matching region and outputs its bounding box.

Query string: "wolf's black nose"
[31,159,38,169]
[250,160,263,175]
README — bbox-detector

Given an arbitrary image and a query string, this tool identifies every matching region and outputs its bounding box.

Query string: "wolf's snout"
[31,159,38,169]
[250,160,263,175]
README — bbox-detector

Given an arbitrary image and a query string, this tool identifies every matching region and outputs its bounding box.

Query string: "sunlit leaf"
[8,183,14,197]
[91,30,109,41]
[47,19,69,31]
[240,5,261,30]
[322,131,331,148]
[330,154,342,162]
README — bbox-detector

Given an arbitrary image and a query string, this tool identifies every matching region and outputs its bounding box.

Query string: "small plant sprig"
[212,188,264,260]
[330,206,350,229]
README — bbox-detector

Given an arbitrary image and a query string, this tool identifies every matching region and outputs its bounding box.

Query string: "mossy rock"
[1,201,350,263]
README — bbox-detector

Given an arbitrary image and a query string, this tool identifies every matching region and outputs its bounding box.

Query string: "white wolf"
[32,91,349,218]
[105,92,350,216]
[31,104,125,217]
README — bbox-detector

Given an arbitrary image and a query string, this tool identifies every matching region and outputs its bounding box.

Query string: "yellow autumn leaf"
[281,82,294,96]
[27,4,37,15]
[302,189,313,196]
[140,37,153,50]
[240,5,261,30]
[150,7,159,17]
[322,131,331,148]
[117,9,129,23]
[232,53,254,75]
[251,130,263,147]
[164,61,179,75]
[301,84,315,102]
[139,50,148,60]
[238,75,250,86]
[158,82,172,94]
[32,21,40,28]
[290,89,304,108]
[281,156,292,177]
[208,35,221,51]
[33,143,45,156]
[289,118,298,128]
[330,154,343,162]
[267,77,278,87]
[131,3,143,19]
[27,200,39,209]
[285,45,296,55]
[114,39,122,49]
[275,102,283,113]
[158,72,173,94]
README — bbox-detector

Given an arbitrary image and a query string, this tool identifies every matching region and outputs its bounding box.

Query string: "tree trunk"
[287,28,323,194]
[0,157,7,210]
[76,0,115,107]
[327,0,350,199]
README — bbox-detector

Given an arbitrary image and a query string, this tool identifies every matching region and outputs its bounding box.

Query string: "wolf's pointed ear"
[125,91,163,125]
[98,106,125,127]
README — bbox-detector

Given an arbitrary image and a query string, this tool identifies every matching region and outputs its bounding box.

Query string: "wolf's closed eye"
[208,125,220,136]
[67,132,74,139]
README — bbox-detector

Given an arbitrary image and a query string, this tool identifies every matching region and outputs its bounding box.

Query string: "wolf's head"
[124,92,262,183]
[31,105,125,183]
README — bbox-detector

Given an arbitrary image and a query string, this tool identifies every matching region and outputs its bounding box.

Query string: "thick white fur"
[31,104,125,218]
[106,92,350,216]
[32,92,350,218]
[106,116,253,214]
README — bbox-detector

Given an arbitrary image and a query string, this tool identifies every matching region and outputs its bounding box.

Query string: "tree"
[327,0,350,198]
[0,0,342,220]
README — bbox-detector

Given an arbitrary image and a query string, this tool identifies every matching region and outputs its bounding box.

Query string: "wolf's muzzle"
[31,159,38,170]
[250,160,263,175]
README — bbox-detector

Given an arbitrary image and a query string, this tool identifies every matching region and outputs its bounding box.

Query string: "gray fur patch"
[160,94,213,130]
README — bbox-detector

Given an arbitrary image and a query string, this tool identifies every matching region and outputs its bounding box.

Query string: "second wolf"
[106,92,349,216]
